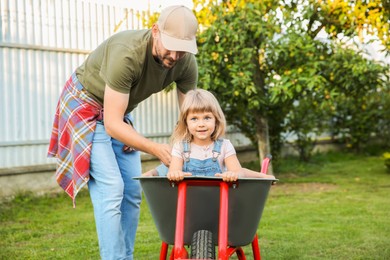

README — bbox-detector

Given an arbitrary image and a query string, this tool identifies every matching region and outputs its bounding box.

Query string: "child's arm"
[215,154,276,180]
[241,168,275,179]
[167,156,192,181]
[142,168,158,176]
[215,154,242,182]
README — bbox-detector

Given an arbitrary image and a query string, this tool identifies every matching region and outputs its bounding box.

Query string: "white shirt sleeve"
[223,139,236,158]
[218,139,236,171]
[171,142,183,158]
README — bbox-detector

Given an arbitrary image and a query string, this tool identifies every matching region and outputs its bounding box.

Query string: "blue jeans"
[88,121,142,260]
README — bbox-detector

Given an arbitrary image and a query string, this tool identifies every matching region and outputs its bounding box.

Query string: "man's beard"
[154,44,176,69]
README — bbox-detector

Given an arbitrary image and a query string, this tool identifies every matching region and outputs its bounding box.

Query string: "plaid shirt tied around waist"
[48,73,103,206]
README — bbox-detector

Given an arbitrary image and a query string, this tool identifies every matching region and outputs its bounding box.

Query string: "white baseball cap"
[157,5,198,54]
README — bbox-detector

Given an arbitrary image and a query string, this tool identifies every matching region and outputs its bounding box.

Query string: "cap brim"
[160,32,198,54]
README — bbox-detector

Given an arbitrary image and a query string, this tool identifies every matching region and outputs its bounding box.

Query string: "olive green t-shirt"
[75,29,198,113]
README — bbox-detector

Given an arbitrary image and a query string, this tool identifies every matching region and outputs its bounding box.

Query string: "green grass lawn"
[1,151,389,259]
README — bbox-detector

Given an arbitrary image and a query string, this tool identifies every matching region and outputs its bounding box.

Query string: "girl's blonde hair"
[171,89,226,144]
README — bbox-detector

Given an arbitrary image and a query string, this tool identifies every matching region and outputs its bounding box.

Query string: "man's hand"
[153,143,172,167]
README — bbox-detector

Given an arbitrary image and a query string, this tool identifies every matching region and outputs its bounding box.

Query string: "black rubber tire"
[190,230,215,259]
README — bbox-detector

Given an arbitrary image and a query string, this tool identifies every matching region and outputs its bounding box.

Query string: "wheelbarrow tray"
[135,176,273,247]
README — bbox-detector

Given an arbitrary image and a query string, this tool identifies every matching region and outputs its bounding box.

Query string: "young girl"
[143,89,275,182]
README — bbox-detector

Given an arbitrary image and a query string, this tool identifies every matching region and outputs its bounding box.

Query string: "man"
[47,5,198,259]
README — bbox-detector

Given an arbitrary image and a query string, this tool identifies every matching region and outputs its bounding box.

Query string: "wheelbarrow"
[135,156,276,259]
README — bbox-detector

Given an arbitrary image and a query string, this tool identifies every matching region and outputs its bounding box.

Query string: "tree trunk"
[256,116,274,175]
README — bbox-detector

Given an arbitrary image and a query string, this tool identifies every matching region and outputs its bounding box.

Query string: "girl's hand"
[215,171,239,182]
[167,170,192,181]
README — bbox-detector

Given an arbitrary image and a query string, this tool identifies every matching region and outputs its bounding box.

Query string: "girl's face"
[186,111,216,145]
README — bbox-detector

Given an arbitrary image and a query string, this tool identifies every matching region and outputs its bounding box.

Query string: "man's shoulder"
[108,29,151,51]
[106,29,151,69]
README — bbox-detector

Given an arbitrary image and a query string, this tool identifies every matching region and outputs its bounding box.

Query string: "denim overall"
[182,139,223,176]
[156,139,223,176]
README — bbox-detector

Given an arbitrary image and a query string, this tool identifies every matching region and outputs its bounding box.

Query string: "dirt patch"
[271,182,337,194]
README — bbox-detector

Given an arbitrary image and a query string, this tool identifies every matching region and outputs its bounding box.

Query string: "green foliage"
[383,152,390,172]
[196,0,390,162]
[266,32,332,161]
[324,47,390,152]
[378,87,390,145]
[287,0,390,52]
[197,0,284,162]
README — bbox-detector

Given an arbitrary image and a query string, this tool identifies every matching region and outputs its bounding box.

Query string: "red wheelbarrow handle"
[260,154,272,174]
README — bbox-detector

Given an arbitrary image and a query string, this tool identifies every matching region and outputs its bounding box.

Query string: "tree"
[323,47,389,152]
[304,0,390,52]
[195,0,389,166]
[270,0,390,155]
[265,32,332,161]
[141,1,389,166]
[196,1,284,173]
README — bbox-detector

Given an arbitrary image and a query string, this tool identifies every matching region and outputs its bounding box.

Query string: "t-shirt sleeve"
[223,139,236,159]
[175,54,198,94]
[99,43,138,94]
[171,142,183,158]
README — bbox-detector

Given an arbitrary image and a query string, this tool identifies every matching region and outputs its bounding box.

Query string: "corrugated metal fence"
[0,0,251,169]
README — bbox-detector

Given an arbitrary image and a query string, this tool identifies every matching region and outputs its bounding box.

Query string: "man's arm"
[175,54,198,108]
[176,88,186,109]
[103,85,172,166]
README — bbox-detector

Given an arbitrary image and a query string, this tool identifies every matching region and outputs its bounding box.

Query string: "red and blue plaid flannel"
[48,73,102,206]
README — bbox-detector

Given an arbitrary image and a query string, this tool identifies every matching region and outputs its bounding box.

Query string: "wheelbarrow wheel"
[190,230,215,259]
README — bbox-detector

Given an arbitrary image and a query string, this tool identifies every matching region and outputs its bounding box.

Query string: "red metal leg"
[160,242,169,260]
[169,248,175,260]
[251,234,261,260]
[167,179,266,259]
[226,247,247,260]
[218,182,229,260]
[235,247,246,260]
[173,182,189,259]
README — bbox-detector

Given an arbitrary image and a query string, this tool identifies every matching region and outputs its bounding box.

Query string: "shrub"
[383,152,390,172]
